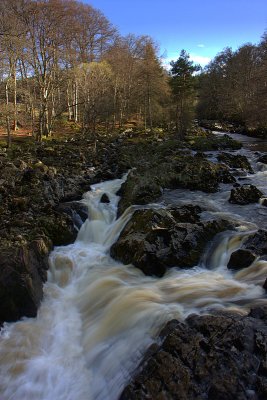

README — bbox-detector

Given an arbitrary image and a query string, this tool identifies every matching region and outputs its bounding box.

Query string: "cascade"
[0,139,267,399]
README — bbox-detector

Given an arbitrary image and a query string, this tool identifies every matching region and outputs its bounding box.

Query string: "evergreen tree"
[169,50,200,138]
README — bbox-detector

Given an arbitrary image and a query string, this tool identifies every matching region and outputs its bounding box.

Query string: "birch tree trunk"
[5,80,11,148]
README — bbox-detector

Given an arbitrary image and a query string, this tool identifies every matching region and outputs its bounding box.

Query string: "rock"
[120,309,267,400]
[189,133,242,151]
[227,230,267,285]
[100,193,110,203]
[257,154,267,164]
[242,229,267,257]
[118,157,235,215]
[262,198,267,207]
[0,237,52,324]
[229,184,263,205]
[227,249,256,270]
[11,196,29,211]
[217,152,253,173]
[57,201,88,229]
[0,134,130,324]
[111,206,231,277]
[35,212,78,246]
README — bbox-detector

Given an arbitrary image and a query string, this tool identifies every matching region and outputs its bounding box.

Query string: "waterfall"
[0,174,266,400]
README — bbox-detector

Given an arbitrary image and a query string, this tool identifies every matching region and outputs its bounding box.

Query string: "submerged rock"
[111,206,231,277]
[120,308,267,400]
[229,184,263,205]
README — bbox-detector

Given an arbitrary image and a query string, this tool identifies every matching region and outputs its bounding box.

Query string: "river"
[0,133,266,400]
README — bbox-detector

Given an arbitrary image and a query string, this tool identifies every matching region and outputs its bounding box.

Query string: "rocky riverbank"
[113,130,267,400]
[0,128,240,324]
[1,127,267,400]
[120,307,267,400]
[0,133,129,324]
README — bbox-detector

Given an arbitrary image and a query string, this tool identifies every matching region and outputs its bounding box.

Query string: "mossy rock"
[188,134,242,151]
[217,152,253,173]
[111,206,232,277]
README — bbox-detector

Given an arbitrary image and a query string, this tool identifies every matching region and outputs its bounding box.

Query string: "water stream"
[0,133,267,400]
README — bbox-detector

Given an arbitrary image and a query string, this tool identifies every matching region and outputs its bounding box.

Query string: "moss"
[188,134,242,151]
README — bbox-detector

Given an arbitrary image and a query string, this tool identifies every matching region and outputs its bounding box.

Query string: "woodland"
[0,0,266,147]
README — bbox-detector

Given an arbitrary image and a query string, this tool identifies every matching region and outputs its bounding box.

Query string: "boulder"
[35,211,78,246]
[120,308,267,400]
[100,193,110,203]
[56,201,88,229]
[118,157,235,215]
[229,184,263,205]
[0,237,52,324]
[242,229,267,257]
[227,249,256,270]
[227,230,267,286]
[217,152,253,173]
[111,206,231,277]
[189,133,242,151]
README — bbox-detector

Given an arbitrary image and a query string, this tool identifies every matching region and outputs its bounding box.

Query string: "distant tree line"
[0,0,169,144]
[3,0,263,145]
[0,0,177,144]
[197,33,267,134]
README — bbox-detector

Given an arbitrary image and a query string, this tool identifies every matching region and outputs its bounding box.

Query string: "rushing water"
[0,133,267,400]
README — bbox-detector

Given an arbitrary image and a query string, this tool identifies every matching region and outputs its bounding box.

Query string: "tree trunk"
[31,103,35,137]
[67,84,72,121]
[5,81,11,148]
[13,63,18,131]
[74,81,78,123]
[147,88,153,130]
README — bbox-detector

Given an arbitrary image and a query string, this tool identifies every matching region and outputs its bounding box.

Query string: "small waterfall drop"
[0,170,266,400]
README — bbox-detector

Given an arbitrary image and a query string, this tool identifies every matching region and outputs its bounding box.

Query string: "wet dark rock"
[35,211,78,246]
[118,157,235,215]
[189,133,242,151]
[120,308,267,400]
[100,193,110,203]
[227,230,267,286]
[111,206,231,277]
[0,135,129,324]
[257,154,267,164]
[217,152,253,173]
[227,249,256,270]
[0,237,52,324]
[242,229,267,258]
[56,201,88,230]
[229,184,263,205]
[262,199,267,207]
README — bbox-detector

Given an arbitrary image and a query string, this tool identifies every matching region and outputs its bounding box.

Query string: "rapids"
[0,133,267,400]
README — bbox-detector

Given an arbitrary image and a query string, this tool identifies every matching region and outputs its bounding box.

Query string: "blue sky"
[85,0,267,67]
